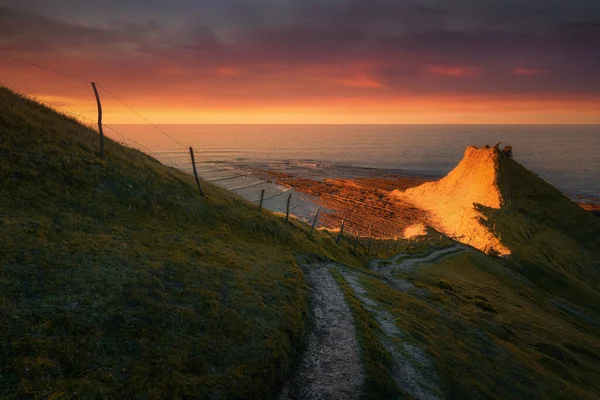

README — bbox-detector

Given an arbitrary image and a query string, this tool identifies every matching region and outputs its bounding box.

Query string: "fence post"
[375,239,380,255]
[336,219,345,245]
[189,147,206,197]
[353,233,359,253]
[310,207,320,235]
[91,82,104,158]
[258,189,265,211]
[367,237,372,255]
[285,193,292,225]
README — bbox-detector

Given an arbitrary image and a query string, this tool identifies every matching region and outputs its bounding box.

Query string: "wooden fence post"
[310,207,320,235]
[336,219,345,245]
[258,189,265,211]
[189,147,206,197]
[353,233,359,253]
[285,193,292,224]
[91,82,104,158]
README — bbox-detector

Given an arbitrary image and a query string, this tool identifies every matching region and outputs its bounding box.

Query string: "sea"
[111,124,600,203]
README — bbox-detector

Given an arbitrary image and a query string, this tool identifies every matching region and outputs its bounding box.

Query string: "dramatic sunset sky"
[1,0,599,123]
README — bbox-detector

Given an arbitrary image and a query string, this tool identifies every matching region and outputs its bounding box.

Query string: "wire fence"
[0,54,443,255]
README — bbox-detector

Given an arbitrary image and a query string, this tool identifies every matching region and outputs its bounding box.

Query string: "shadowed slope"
[487,151,600,311]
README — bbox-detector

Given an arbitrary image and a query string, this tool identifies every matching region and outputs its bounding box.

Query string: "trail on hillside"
[370,244,467,292]
[283,258,446,399]
[280,263,365,400]
[338,268,444,400]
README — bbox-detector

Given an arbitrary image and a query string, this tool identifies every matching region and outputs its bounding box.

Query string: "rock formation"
[391,145,511,256]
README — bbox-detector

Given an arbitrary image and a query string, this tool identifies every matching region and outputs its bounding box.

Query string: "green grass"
[480,155,600,312]
[0,86,362,398]
[330,269,402,399]
[3,85,600,399]
[359,251,600,399]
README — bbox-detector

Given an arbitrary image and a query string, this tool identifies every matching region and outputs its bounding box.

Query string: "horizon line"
[106,123,600,126]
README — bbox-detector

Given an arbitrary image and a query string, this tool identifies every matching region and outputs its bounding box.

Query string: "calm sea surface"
[111,125,600,200]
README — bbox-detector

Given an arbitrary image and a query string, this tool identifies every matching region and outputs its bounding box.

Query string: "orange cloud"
[513,67,549,76]
[215,67,242,76]
[2,52,599,125]
[426,65,480,77]
[333,76,387,89]
[158,66,187,76]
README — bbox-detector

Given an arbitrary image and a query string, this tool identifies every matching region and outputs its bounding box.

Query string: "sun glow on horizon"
[28,93,600,125]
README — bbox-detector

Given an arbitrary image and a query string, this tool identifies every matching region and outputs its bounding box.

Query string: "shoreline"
[245,165,600,235]
[246,167,431,238]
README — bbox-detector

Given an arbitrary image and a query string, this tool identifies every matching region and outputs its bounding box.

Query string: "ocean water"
[111,124,600,200]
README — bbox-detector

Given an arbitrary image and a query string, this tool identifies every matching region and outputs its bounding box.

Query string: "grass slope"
[361,250,600,399]
[0,87,360,398]
[484,153,600,312]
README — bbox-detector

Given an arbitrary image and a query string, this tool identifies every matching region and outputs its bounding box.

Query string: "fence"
[0,54,445,256]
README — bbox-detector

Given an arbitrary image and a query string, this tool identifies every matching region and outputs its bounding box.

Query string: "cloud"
[1,1,600,112]
[215,66,242,76]
[426,65,480,78]
[333,76,387,89]
[513,67,549,76]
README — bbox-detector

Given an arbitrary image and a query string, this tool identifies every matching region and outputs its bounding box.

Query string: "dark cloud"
[1,0,599,98]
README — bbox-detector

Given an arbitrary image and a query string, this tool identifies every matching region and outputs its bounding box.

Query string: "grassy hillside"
[0,87,360,398]
[484,153,600,312]
[396,251,600,399]
[3,85,600,399]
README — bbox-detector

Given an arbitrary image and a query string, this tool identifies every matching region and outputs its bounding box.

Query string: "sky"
[1,0,599,124]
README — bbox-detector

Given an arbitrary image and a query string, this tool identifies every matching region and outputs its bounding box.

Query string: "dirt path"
[339,268,444,400]
[283,245,463,399]
[280,263,365,400]
[370,244,466,292]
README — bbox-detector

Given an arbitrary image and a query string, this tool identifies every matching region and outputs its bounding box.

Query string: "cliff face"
[392,146,510,255]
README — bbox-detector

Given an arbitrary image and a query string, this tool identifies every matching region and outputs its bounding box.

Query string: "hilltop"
[392,145,511,256]
[391,144,600,311]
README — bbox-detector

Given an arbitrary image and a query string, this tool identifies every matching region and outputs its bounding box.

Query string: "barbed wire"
[5,85,184,168]
[96,84,259,183]
[96,84,189,149]
[0,53,92,83]
[0,53,271,188]
[1,54,430,243]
